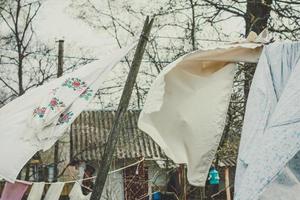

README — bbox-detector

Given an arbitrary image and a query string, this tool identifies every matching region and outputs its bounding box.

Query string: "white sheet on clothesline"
[27,182,45,200]
[0,42,137,182]
[44,182,65,200]
[138,33,265,186]
[235,42,300,200]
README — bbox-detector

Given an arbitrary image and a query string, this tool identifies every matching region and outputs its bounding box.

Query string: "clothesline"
[1,157,145,185]
[156,35,232,42]
[61,157,145,184]
[0,37,233,61]
[0,157,162,199]
[0,47,171,64]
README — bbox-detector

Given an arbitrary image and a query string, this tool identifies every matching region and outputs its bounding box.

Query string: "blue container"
[208,167,220,185]
[153,192,161,200]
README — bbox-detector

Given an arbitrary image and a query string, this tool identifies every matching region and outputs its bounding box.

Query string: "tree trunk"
[245,0,272,36]
[89,16,154,200]
[243,0,272,99]
[18,56,24,95]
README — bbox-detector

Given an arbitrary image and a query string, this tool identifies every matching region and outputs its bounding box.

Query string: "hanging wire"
[0,36,233,62]
[0,47,172,64]
[156,35,233,42]
[3,157,146,185]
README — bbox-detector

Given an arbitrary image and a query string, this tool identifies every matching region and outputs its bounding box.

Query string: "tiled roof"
[70,110,166,161]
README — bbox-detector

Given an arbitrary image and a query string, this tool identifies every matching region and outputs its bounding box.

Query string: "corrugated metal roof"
[70,110,166,161]
[218,157,236,167]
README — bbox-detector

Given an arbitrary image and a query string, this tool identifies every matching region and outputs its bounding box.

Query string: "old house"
[69,110,171,200]
[11,110,237,200]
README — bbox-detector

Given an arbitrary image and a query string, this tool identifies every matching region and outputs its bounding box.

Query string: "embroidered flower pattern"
[32,77,84,123]
[48,97,65,111]
[79,87,93,101]
[62,78,87,92]
[33,107,47,118]
[57,111,74,125]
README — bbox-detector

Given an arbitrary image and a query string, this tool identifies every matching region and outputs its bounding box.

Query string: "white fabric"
[27,182,45,200]
[235,42,300,200]
[0,42,137,182]
[138,42,263,186]
[44,182,65,200]
[69,182,91,200]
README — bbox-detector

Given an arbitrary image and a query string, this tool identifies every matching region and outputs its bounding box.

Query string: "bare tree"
[69,0,218,110]
[0,0,59,108]
[67,0,300,198]
[0,0,42,95]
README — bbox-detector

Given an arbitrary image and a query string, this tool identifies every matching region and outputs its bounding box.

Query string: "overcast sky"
[34,0,245,56]
[35,0,119,58]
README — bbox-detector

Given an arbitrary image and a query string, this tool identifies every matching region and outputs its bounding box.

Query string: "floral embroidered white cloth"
[138,41,263,186]
[0,43,136,182]
[235,42,300,200]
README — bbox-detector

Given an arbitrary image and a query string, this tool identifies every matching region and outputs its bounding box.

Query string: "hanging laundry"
[69,182,91,200]
[0,42,137,182]
[138,32,266,186]
[235,42,300,200]
[27,182,45,200]
[43,182,65,200]
[0,181,30,200]
[259,165,300,200]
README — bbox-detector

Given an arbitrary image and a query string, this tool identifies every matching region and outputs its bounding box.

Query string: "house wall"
[148,162,168,188]
[147,161,169,200]
[101,171,125,200]
[79,161,124,200]
[88,159,167,200]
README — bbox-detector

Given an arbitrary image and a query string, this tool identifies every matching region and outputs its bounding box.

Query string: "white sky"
[35,0,118,57]
[35,0,244,54]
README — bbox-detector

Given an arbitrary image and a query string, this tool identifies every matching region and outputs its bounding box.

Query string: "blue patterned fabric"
[235,42,300,200]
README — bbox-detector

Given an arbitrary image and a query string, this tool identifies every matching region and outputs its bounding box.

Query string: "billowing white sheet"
[235,42,300,200]
[0,42,136,182]
[138,41,263,186]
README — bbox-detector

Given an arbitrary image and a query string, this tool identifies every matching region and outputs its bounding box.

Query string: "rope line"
[1,157,145,185]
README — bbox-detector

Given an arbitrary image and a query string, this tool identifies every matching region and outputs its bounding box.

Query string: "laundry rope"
[61,157,145,184]
[1,157,145,185]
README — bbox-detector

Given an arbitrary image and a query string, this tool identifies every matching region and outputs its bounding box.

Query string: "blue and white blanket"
[235,42,300,200]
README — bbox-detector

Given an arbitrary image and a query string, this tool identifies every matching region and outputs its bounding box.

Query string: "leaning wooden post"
[89,16,154,200]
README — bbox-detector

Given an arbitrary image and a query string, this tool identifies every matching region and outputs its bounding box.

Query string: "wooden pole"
[179,164,187,200]
[89,16,154,200]
[199,186,206,200]
[183,166,187,200]
[53,39,64,182]
[57,40,64,77]
[225,168,231,200]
